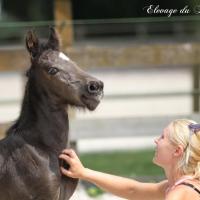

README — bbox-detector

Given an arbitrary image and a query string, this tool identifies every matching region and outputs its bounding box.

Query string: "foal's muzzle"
[87,80,104,95]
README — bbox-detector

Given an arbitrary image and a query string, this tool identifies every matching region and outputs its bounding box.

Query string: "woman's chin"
[153,158,166,169]
[152,157,156,164]
[152,156,160,166]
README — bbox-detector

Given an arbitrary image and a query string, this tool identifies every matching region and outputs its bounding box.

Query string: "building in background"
[0,0,200,45]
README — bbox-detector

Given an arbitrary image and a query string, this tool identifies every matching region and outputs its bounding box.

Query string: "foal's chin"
[81,96,101,111]
[66,91,102,111]
[67,99,100,111]
[85,101,100,111]
[73,101,100,111]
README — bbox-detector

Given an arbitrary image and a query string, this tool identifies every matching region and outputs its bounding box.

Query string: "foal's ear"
[25,30,39,58]
[47,27,60,51]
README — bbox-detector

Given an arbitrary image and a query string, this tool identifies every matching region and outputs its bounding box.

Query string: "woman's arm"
[78,168,167,200]
[59,149,168,200]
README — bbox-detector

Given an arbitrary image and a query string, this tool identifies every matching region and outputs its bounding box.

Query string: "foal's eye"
[47,67,59,75]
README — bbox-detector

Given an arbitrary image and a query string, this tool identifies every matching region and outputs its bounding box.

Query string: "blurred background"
[0,0,200,199]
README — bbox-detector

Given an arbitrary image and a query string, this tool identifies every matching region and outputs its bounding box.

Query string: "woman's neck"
[164,165,194,191]
[164,165,183,188]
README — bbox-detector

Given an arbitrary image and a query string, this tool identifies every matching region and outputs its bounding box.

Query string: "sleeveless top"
[166,176,200,196]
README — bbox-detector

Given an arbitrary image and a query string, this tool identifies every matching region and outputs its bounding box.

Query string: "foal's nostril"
[100,81,104,90]
[87,81,103,94]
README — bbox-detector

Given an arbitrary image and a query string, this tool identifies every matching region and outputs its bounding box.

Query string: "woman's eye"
[48,67,59,75]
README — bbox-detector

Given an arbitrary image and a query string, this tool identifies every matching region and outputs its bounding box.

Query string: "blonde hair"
[168,119,200,179]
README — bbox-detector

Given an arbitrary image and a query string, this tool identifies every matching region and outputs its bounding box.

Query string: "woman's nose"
[154,137,158,144]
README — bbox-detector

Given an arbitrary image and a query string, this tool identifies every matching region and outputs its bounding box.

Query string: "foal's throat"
[18,80,69,151]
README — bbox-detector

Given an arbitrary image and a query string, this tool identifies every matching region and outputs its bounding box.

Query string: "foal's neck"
[15,76,69,153]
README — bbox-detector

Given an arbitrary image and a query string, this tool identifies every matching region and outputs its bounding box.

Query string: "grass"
[80,148,164,179]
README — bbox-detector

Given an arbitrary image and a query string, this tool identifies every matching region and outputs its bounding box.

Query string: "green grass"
[80,148,164,179]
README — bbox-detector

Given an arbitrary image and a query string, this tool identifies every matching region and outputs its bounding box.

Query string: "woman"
[59,119,200,200]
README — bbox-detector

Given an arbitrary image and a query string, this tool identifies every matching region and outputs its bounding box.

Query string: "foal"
[0,28,103,200]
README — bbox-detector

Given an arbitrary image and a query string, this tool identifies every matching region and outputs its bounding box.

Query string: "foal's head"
[25,28,103,110]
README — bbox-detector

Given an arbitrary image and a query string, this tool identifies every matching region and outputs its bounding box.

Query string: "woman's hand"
[59,149,85,179]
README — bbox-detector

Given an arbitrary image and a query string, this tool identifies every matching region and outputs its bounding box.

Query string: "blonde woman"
[59,119,200,200]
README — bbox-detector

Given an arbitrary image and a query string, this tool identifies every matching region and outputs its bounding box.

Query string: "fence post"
[54,0,74,47]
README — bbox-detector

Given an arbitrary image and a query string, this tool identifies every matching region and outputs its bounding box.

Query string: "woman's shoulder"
[156,180,169,193]
[166,182,200,200]
[166,185,188,200]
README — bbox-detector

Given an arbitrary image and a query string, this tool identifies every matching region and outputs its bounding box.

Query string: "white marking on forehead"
[59,52,70,61]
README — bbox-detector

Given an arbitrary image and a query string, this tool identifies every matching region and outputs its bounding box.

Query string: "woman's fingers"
[59,154,75,177]
[59,154,73,165]
[62,149,79,159]
[59,149,85,179]
[60,166,73,177]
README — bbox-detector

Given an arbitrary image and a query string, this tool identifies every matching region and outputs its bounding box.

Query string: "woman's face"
[153,125,176,168]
